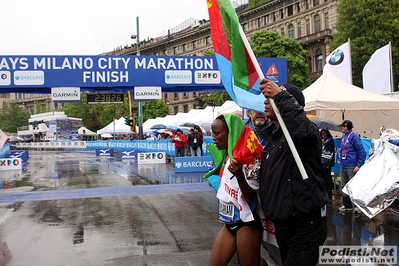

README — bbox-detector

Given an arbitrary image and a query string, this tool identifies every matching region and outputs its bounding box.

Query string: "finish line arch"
[0,55,287,94]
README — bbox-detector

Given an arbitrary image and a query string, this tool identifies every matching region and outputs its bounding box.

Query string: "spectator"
[245,110,273,146]
[258,79,329,266]
[171,129,187,157]
[338,120,366,213]
[320,129,335,199]
[187,125,203,156]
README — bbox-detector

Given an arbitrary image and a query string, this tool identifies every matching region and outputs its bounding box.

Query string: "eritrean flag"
[207,0,266,112]
[203,114,263,182]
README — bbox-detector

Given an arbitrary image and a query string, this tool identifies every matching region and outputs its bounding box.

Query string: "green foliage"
[203,49,215,56]
[144,100,169,119]
[63,93,130,132]
[248,0,272,9]
[250,30,312,89]
[331,0,399,89]
[0,101,30,133]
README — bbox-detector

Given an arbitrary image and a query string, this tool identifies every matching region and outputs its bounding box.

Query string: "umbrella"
[150,124,167,130]
[312,119,341,131]
[101,133,113,139]
[157,129,174,136]
[166,125,179,132]
[179,122,196,128]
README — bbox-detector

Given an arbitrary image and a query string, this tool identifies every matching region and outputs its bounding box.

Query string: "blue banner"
[5,150,29,162]
[174,156,214,173]
[0,56,287,93]
[95,148,114,157]
[117,150,139,159]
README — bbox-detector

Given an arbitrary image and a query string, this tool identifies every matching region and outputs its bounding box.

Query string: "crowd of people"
[204,78,367,266]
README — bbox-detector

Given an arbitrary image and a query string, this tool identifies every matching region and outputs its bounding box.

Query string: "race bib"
[218,202,235,223]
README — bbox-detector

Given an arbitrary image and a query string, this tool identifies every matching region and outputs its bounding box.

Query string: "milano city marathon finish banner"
[0,56,287,93]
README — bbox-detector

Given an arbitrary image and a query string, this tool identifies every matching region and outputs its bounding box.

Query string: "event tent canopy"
[97,117,137,135]
[78,126,97,136]
[303,71,399,138]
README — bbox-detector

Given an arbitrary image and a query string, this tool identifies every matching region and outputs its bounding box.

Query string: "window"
[288,24,294,38]
[280,9,284,19]
[173,93,179,100]
[315,48,323,72]
[314,14,321,32]
[183,44,187,52]
[313,0,320,6]
[297,22,302,38]
[264,14,270,25]
[296,2,301,13]
[163,49,167,55]
[287,5,293,16]
[281,27,285,36]
[173,46,178,55]
[306,19,310,35]
[272,12,276,22]
[257,18,261,27]
[205,36,211,45]
[183,105,188,113]
[242,23,248,32]
[192,40,198,49]
[173,106,179,115]
[183,92,188,98]
[325,12,329,29]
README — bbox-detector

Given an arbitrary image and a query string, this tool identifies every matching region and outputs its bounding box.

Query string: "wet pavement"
[0,150,398,265]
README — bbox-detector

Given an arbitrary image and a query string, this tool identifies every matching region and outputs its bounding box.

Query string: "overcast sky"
[0,0,212,55]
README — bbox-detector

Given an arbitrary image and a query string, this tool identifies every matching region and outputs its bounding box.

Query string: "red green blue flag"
[207,0,265,112]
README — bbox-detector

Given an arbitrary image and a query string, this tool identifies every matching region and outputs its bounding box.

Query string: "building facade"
[1,0,338,116]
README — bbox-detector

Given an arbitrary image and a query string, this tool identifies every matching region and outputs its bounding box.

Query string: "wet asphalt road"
[0,150,398,266]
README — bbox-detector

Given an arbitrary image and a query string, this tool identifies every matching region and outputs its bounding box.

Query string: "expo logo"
[0,159,20,167]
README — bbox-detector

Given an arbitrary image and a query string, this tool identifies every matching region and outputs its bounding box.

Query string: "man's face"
[341,124,349,133]
[248,110,268,127]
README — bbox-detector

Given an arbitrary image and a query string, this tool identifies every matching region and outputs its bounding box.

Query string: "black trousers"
[274,209,328,266]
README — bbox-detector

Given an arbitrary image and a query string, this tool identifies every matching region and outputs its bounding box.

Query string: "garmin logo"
[51,87,81,102]
[52,92,79,97]
[134,86,162,100]
[135,91,160,97]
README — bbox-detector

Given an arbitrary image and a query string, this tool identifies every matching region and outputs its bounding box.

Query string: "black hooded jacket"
[258,90,329,224]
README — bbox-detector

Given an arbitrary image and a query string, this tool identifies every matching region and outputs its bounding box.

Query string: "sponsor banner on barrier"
[174,156,213,173]
[138,152,166,164]
[1,170,22,181]
[118,150,139,159]
[0,158,22,170]
[5,150,29,162]
[96,149,114,157]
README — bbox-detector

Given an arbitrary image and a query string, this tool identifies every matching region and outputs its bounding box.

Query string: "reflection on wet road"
[0,150,398,265]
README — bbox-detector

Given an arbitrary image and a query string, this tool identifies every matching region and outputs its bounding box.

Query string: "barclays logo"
[175,161,182,168]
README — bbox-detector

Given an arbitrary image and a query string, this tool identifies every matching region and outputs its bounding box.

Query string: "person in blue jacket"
[338,120,366,213]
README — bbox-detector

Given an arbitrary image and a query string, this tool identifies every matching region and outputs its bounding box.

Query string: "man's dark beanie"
[281,83,305,107]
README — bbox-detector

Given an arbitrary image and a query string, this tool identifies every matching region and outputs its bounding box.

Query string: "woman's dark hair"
[320,129,332,139]
[215,114,229,132]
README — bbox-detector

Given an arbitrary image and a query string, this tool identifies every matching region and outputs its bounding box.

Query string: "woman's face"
[211,119,228,150]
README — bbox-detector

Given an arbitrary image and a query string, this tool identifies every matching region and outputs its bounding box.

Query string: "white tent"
[78,126,97,136]
[97,117,137,135]
[303,71,399,138]
[218,101,243,117]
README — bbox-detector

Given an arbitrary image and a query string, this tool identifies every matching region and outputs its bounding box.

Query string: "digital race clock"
[86,93,124,104]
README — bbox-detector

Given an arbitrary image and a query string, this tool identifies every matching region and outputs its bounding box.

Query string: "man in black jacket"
[187,125,203,156]
[258,79,329,266]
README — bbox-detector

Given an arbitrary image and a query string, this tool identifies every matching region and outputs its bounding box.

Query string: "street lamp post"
[207,100,216,121]
[131,16,144,139]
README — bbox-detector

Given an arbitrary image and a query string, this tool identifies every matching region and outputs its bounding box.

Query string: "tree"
[250,30,312,89]
[63,94,130,132]
[0,102,30,133]
[144,100,169,120]
[331,0,399,89]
